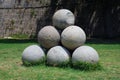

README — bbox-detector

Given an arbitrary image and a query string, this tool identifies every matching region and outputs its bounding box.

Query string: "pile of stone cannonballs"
[22,9,99,67]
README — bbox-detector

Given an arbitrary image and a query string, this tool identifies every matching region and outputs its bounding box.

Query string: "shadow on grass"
[46,62,71,69]
[21,61,46,67]
[20,59,103,71]
[0,38,119,44]
[45,60,103,71]
[86,38,120,44]
[0,39,37,43]
[71,62,103,71]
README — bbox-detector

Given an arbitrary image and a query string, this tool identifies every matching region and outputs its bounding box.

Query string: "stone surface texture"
[38,26,60,49]
[52,9,75,29]
[61,25,86,50]
[22,45,45,64]
[72,46,99,64]
[47,46,70,65]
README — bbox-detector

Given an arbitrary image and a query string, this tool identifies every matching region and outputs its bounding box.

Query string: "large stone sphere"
[38,26,60,49]
[53,9,75,29]
[22,45,45,65]
[47,46,70,66]
[61,25,86,50]
[72,46,99,64]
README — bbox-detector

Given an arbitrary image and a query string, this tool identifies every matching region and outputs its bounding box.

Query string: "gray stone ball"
[38,26,60,49]
[53,9,75,29]
[61,25,86,50]
[72,46,99,64]
[47,46,70,66]
[22,45,45,65]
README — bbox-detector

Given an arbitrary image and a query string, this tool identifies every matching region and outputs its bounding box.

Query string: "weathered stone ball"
[61,25,86,50]
[47,46,70,66]
[72,46,99,64]
[53,9,75,29]
[22,45,45,65]
[38,26,60,49]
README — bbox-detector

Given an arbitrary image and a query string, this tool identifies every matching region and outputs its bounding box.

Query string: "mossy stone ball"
[72,46,99,64]
[53,9,75,29]
[61,25,86,50]
[22,45,45,65]
[38,26,60,49]
[47,46,70,66]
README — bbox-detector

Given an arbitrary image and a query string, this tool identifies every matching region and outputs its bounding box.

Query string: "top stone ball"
[53,9,75,29]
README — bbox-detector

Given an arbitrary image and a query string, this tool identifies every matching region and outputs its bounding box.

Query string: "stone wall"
[0,0,50,7]
[0,0,120,38]
[0,0,50,38]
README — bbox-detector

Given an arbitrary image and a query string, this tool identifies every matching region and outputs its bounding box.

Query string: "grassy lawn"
[0,39,120,80]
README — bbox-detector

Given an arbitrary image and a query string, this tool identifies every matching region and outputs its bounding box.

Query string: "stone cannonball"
[53,9,75,29]
[61,25,86,50]
[38,26,60,49]
[22,45,45,65]
[47,46,70,66]
[72,46,99,64]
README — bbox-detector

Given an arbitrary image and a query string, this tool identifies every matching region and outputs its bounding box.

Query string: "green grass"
[0,39,120,80]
